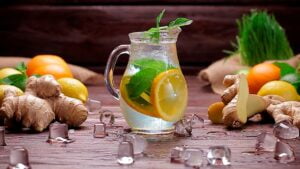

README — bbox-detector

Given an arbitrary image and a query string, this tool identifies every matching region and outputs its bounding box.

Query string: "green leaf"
[156,9,165,28]
[132,58,172,71]
[126,58,174,99]
[144,10,192,44]
[169,18,193,28]
[0,74,27,91]
[273,62,296,77]
[126,68,158,99]
[15,62,27,74]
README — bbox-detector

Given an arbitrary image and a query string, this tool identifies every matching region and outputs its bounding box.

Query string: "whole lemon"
[257,80,299,101]
[0,68,21,79]
[57,78,88,103]
[0,85,23,105]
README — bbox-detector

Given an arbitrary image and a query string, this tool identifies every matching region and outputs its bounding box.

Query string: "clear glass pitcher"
[105,28,188,135]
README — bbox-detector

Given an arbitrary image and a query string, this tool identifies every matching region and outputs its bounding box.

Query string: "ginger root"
[263,95,300,128]
[221,74,267,128]
[0,75,88,132]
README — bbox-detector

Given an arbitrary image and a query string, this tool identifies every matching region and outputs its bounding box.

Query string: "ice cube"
[183,148,204,168]
[0,126,6,146]
[170,146,185,163]
[8,146,31,169]
[47,122,74,144]
[117,141,134,165]
[255,131,278,152]
[174,119,192,137]
[273,120,299,139]
[207,146,231,166]
[122,134,147,155]
[190,114,204,128]
[100,109,115,126]
[274,141,295,163]
[86,99,102,113]
[93,123,106,138]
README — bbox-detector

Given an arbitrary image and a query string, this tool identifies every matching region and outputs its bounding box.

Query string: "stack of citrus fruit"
[27,55,73,79]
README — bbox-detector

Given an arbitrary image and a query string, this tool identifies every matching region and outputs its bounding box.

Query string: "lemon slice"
[120,76,157,118]
[151,69,188,122]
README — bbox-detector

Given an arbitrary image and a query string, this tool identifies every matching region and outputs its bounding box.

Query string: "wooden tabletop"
[0,76,299,169]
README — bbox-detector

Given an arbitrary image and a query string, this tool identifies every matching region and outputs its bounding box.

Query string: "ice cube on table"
[190,114,204,128]
[170,146,185,163]
[117,141,134,165]
[207,146,231,166]
[183,148,204,168]
[273,120,299,139]
[100,109,115,126]
[86,98,102,113]
[0,126,6,146]
[93,123,106,138]
[122,134,147,155]
[174,119,192,137]
[47,122,74,144]
[8,146,31,169]
[255,131,278,152]
[274,141,295,163]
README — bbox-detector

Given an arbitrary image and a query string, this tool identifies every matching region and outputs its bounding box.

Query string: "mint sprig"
[144,10,193,43]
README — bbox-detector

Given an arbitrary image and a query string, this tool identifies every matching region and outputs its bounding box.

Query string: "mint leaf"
[15,62,27,74]
[169,18,193,28]
[144,10,192,43]
[156,9,165,28]
[126,68,157,99]
[1,74,27,91]
[133,58,171,71]
[126,58,174,100]
[273,62,296,77]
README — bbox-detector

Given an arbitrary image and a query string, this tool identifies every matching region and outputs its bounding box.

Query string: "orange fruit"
[27,54,71,77]
[31,64,73,79]
[247,63,280,94]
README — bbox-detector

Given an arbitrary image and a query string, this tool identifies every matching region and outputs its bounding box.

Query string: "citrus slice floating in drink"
[151,69,188,122]
[120,76,157,118]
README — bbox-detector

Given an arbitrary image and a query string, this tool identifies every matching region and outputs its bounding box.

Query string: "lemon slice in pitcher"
[151,69,188,122]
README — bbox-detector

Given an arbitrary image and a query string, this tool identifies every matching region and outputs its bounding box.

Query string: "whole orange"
[247,63,280,94]
[31,64,73,79]
[27,55,70,76]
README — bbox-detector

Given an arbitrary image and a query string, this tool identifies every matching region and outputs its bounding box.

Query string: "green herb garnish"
[126,58,174,100]
[144,10,193,43]
[229,10,293,66]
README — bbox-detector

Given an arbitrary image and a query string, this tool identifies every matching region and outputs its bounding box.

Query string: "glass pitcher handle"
[104,45,130,100]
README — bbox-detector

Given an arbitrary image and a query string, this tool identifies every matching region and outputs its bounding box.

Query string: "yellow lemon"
[0,85,23,104]
[57,78,88,102]
[0,68,21,79]
[151,69,188,122]
[257,80,299,101]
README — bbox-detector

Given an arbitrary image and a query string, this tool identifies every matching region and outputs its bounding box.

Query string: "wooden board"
[0,76,299,169]
[0,5,299,69]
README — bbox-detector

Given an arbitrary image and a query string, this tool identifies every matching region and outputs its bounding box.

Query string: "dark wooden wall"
[0,0,300,74]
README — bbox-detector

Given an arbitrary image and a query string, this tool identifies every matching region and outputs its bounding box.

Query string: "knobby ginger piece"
[0,89,55,132]
[0,75,88,132]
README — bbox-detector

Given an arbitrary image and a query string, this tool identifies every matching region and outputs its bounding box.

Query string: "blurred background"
[0,0,299,75]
